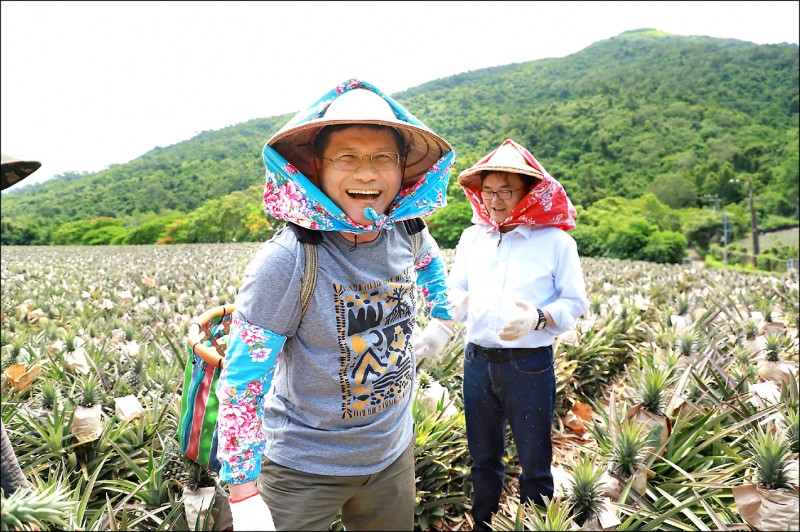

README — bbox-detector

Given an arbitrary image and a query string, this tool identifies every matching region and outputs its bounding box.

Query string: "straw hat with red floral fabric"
[458,139,577,232]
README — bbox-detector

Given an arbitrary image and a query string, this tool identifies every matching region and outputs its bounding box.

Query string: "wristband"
[534,308,547,330]
[229,491,260,504]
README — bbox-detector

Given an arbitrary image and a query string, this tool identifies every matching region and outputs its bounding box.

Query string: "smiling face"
[315,125,404,227]
[480,171,531,228]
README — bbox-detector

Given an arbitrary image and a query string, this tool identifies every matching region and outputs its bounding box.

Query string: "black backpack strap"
[402,218,425,258]
[402,217,426,236]
[287,223,321,319]
[299,242,317,318]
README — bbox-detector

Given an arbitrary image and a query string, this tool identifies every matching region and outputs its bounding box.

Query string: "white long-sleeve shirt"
[448,224,589,348]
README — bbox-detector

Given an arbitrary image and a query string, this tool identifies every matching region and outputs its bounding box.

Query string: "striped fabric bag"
[179,304,235,472]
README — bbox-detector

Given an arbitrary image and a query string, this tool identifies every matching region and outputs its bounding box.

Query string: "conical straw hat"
[457,139,544,190]
[268,87,451,185]
[1,153,41,191]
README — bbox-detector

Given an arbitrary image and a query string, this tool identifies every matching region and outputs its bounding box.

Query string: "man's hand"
[414,318,453,361]
[452,292,469,322]
[498,300,545,341]
[229,493,276,531]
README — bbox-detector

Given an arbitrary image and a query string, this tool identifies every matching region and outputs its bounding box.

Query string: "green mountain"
[2,29,798,254]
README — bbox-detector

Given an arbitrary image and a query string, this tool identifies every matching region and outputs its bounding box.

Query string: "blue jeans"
[463,343,555,531]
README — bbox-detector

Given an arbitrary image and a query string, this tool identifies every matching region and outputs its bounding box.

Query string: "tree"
[646,173,699,209]
[642,230,687,263]
[604,219,654,260]
[426,201,473,249]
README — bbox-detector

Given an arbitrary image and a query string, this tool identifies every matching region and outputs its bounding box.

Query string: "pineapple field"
[1,243,798,531]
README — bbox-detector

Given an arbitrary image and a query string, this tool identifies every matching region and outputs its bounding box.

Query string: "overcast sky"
[2,1,798,191]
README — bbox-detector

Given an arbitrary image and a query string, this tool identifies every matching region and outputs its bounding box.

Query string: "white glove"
[451,292,469,322]
[498,300,544,341]
[414,318,453,361]
[229,493,276,531]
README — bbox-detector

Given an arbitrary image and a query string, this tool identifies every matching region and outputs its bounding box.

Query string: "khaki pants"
[257,439,415,531]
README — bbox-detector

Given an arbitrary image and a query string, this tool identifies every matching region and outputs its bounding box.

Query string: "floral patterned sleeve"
[216,317,286,484]
[415,230,454,321]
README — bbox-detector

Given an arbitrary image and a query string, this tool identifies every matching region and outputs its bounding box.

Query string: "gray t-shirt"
[234,225,419,476]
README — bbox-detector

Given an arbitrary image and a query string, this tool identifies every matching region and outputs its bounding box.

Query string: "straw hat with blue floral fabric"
[262,79,455,233]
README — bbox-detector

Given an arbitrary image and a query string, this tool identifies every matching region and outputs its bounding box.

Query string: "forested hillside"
[2,29,798,266]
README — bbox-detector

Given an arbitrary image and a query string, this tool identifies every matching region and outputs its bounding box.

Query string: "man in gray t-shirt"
[219,80,457,531]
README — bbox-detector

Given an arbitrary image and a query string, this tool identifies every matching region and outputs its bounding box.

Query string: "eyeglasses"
[322,152,401,172]
[480,188,524,200]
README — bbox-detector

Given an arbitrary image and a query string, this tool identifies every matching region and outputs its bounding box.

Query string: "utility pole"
[704,194,720,212]
[722,213,729,264]
[730,178,760,266]
[747,177,760,261]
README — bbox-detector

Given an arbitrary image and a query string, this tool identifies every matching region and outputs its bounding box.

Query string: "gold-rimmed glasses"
[323,152,401,172]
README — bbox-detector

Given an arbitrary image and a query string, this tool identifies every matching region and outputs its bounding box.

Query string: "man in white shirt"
[436,139,589,530]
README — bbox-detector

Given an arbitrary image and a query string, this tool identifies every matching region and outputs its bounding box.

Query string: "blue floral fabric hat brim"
[262,79,455,233]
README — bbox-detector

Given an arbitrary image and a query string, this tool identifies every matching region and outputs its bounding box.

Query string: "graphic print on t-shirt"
[334,269,416,418]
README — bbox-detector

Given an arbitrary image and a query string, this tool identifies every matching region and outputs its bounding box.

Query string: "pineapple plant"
[654,327,677,351]
[183,461,217,492]
[627,359,674,449]
[635,362,673,416]
[732,345,758,392]
[123,352,146,394]
[732,425,799,530]
[674,292,691,315]
[76,373,104,409]
[416,368,432,389]
[747,426,794,490]
[527,497,578,532]
[123,323,136,342]
[780,373,799,415]
[759,301,775,325]
[758,333,795,385]
[589,293,604,316]
[71,373,105,444]
[647,282,670,307]
[162,437,192,491]
[764,333,783,362]
[4,336,25,365]
[783,408,799,456]
[609,418,650,480]
[743,319,759,340]
[589,396,653,499]
[780,374,799,455]
[62,329,78,353]
[675,329,698,357]
[492,496,577,531]
[1,350,17,391]
[566,454,606,527]
[35,379,62,412]
[0,482,76,531]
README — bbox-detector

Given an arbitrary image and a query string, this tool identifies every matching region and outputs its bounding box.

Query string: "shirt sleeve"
[215,236,302,484]
[216,318,286,484]
[414,227,454,321]
[446,229,470,323]
[541,234,589,334]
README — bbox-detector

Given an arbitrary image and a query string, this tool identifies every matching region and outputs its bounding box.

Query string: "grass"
[733,226,799,252]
